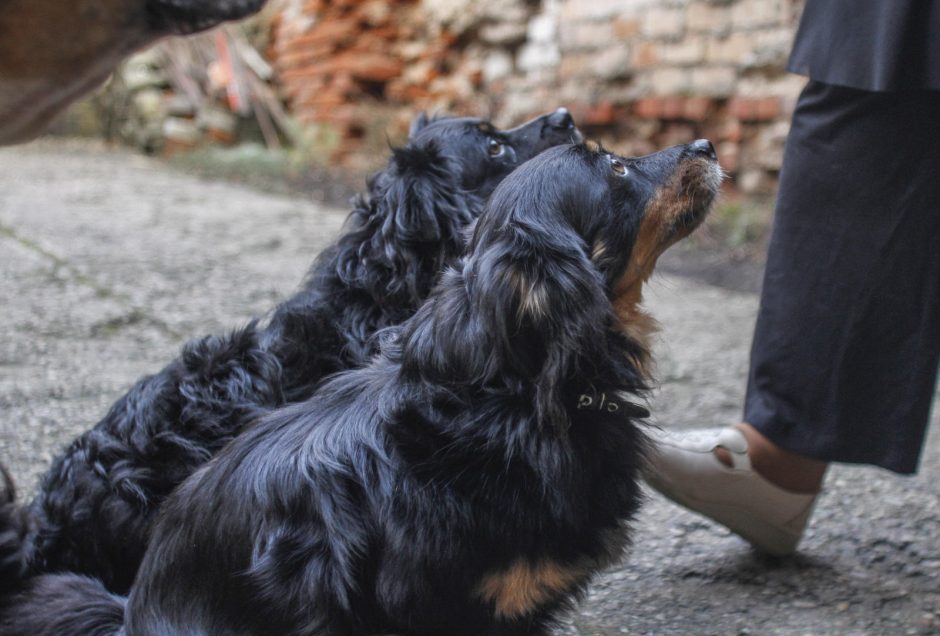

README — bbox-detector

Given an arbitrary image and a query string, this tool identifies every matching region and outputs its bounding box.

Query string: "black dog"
[0,139,721,635]
[0,109,580,596]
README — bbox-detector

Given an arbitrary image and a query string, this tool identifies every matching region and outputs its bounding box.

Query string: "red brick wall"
[271,0,806,192]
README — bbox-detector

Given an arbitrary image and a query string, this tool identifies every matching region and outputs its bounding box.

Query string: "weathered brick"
[689,66,737,96]
[749,26,796,68]
[728,97,753,120]
[658,122,698,147]
[516,41,560,73]
[332,52,405,82]
[756,96,781,120]
[400,59,437,85]
[642,7,686,39]
[573,101,628,126]
[682,95,714,121]
[482,50,514,83]
[480,21,528,45]
[632,41,659,68]
[633,96,663,119]
[648,67,692,95]
[560,0,646,23]
[659,36,707,66]
[528,12,557,43]
[302,0,325,15]
[557,52,594,80]
[298,91,347,110]
[661,96,684,120]
[753,120,790,169]
[729,96,781,121]
[604,83,648,105]
[592,46,634,81]
[386,81,432,102]
[613,17,642,40]
[559,21,614,51]
[716,141,739,172]
[713,117,744,144]
[352,0,393,26]
[556,78,596,105]
[270,0,805,181]
[282,18,358,51]
[731,0,788,31]
[705,32,754,66]
[737,74,806,101]
[687,1,731,35]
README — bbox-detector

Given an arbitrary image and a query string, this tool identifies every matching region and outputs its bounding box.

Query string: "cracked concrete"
[1,140,938,635]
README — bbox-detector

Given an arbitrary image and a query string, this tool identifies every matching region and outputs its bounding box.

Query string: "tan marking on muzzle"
[611,157,717,375]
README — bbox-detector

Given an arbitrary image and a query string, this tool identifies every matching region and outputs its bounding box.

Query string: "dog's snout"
[547,108,575,130]
[687,139,717,161]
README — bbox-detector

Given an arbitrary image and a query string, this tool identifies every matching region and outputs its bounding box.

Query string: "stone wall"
[271,0,807,192]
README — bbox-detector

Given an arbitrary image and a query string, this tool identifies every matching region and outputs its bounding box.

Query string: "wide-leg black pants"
[744,80,940,474]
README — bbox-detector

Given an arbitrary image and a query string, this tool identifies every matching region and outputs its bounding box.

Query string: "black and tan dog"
[0,110,580,597]
[1,139,720,635]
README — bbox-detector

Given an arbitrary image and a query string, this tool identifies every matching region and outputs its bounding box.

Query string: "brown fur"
[0,0,264,144]
[0,1,147,79]
[611,156,720,376]
[476,560,589,619]
[0,0,156,143]
[474,525,630,620]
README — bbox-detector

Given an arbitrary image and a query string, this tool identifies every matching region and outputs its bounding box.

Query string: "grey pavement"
[1,141,938,635]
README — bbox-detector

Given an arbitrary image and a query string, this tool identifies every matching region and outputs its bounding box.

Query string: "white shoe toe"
[643,426,818,556]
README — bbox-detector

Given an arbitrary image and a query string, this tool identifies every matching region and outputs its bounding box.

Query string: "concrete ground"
[1,141,938,635]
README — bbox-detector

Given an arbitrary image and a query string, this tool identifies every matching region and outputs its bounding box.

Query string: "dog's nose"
[547,108,575,130]
[688,139,717,161]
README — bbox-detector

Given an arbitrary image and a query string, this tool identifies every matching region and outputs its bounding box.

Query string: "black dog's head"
[336,110,582,315]
[404,140,721,424]
[407,108,582,200]
[470,138,721,328]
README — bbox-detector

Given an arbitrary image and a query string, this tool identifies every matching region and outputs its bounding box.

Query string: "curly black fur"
[0,467,28,597]
[0,110,581,596]
[0,140,721,635]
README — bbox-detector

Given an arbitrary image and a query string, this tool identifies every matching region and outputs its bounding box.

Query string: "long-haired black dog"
[0,109,580,596]
[0,139,721,635]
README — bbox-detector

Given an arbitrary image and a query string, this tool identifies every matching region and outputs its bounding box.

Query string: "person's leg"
[714,423,827,494]
[645,81,940,554]
[745,81,940,475]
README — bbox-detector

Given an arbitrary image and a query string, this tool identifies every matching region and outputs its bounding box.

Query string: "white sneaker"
[643,427,818,556]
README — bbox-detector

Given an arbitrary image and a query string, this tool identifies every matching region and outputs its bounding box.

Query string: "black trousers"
[744,80,940,474]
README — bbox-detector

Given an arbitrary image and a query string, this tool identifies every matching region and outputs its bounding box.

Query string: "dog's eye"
[487,139,505,157]
[610,158,628,176]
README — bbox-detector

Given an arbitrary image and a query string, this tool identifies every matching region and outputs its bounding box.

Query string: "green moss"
[707,198,773,250]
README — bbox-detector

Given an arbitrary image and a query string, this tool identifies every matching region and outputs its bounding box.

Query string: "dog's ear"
[408,112,431,139]
[466,220,617,427]
[336,141,479,311]
[400,218,645,429]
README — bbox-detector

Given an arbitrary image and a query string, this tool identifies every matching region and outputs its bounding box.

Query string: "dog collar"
[575,391,650,419]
